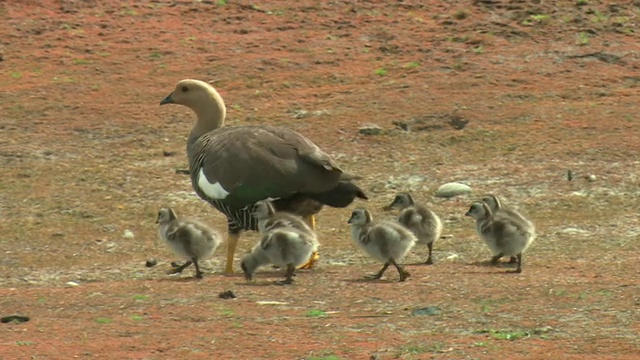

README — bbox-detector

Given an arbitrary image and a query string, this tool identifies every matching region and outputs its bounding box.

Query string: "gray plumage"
[481,194,536,264]
[386,192,442,265]
[241,200,319,284]
[348,208,417,282]
[253,200,316,238]
[482,194,535,231]
[465,201,535,273]
[156,208,221,278]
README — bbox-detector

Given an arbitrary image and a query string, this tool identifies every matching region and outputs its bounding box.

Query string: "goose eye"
[181,86,189,92]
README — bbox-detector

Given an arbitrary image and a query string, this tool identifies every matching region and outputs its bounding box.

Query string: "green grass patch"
[478,329,530,341]
[132,294,149,301]
[523,14,551,26]
[305,309,327,317]
[307,355,340,360]
[576,32,590,45]
[95,317,113,324]
[403,61,420,69]
[374,68,388,76]
[15,341,35,346]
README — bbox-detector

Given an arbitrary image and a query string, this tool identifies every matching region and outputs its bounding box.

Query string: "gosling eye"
[181,86,189,92]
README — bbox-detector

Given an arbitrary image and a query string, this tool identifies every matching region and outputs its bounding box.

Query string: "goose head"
[384,192,415,211]
[348,208,373,225]
[160,79,227,134]
[465,202,492,221]
[156,208,178,224]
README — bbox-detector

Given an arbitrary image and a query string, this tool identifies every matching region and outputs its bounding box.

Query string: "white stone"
[435,182,472,198]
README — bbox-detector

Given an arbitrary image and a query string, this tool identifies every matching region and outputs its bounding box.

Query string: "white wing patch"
[197,167,230,199]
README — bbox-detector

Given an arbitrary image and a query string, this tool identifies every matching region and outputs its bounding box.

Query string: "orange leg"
[225,232,240,274]
[298,215,319,269]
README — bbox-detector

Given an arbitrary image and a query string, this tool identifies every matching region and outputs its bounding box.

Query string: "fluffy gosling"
[156,208,221,278]
[242,201,319,284]
[348,208,417,282]
[481,194,536,264]
[465,202,535,273]
[385,192,443,265]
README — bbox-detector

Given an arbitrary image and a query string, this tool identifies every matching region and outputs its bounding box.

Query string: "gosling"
[481,194,536,264]
[465,202,535,273]
[385,192,442,265]
[242,201,319,284]
[156,208,221,278]
[348,208,417,282]
[253,200,316,237]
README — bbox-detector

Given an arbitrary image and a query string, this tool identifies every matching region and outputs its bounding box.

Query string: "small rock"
[557,227,591,235]
[533,326,554,335]
[105,242,117,253]
[163,150,177,157]
[448,116,469,130]
[66,281,80,287]
[1,315,30,324]
[218,290,236,299]
[586,174,597,182]
[358,123,383,135]
[411,306,442,316]
[145,258,158,268]
[175,168,190,175]
[435,182,472,198]
[123,230,135,239]
[567,169,573,181]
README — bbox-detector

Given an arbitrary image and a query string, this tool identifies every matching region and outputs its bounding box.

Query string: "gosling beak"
[160,92,174,105]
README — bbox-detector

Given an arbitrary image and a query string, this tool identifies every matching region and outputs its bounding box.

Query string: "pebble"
[145,258,158,268]
[1,315,30,324]
[66,281,80,287]
[411,306,442,316]
[123,230,135,239]
[358,123,383,135]
[218,290,237,299]
[435,182,472,198]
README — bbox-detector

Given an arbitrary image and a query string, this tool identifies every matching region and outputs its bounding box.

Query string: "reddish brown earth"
[1,1,639,359]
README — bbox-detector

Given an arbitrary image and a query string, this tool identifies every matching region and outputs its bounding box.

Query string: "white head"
[156,208,178,224]
[160,79,227,132]
[348,208,373,226]
[252,200,276,220]
[481,194,502,212]
[465,202,492,221]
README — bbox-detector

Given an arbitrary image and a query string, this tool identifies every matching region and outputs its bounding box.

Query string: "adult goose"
[160,79,367,273]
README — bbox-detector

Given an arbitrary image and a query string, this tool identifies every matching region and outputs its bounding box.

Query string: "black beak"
[160,93,174,105]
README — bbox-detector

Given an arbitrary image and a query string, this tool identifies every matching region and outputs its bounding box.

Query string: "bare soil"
[1,1,639,359]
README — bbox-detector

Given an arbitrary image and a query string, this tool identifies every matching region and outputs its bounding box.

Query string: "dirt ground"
[1,1,640,359]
